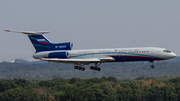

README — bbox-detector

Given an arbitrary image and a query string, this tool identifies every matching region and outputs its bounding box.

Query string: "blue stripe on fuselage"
[69,52,164,61]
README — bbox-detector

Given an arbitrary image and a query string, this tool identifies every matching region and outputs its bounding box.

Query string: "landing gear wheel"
[74,66,78,69]
[78,67,82,70]
[94,67,97,70]
[97,68,101,71]
[81,67,85,71]
[150,65,154,68]
[90,66,94,70]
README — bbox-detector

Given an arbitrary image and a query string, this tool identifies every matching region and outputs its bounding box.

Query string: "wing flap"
[99,57,115,61]
[40,57,115,63]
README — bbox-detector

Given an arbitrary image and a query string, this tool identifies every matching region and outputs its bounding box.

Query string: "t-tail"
[4,30,73,52]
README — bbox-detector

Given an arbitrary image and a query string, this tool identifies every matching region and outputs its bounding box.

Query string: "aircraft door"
[115,49,120,57]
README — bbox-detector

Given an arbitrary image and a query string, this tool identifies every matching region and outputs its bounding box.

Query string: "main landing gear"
[74,62,102,71]
[90,63,101,71]
[90,66,101,71]
[74,66,85,71]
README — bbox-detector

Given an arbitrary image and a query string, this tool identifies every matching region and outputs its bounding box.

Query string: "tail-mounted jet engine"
[48,52,69,58]
[54,42,73,50]
[33,52,69,59]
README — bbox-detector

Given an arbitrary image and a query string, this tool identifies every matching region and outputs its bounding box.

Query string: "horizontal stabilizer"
[4,30,50,35]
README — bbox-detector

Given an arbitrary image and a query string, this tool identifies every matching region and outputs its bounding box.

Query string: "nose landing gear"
[150,65,154,68]
[150,61,155,69]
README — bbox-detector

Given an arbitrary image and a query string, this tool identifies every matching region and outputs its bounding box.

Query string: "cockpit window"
[163,50,171,53]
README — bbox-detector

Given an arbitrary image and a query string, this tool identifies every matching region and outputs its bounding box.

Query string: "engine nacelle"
[54,42,73,50]
[48,52,69,58]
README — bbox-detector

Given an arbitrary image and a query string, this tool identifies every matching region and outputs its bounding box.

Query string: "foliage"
[0,77,180,101]
[1,60,180,79]
[0,59,180,100]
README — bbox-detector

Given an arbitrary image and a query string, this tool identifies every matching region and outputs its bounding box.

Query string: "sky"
[0,1,180,62]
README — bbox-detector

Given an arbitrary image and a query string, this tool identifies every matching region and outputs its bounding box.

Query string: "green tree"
[0,87,39,101]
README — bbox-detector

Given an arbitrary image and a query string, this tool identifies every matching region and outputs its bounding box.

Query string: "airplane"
[5,30,176,71]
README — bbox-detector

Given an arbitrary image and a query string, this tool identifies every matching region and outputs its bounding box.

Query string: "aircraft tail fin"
[5,30,73,52]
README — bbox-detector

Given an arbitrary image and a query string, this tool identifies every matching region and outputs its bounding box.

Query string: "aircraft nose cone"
[172,53,177,58]
[170,52,176,58]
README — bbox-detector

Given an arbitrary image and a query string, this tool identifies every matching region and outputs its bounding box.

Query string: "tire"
[78,67,82,70]
[81,67,85,71]
[90,66,94,70]
[97,68,101,71]
[74,66,78,69]
[94,67,97,70]
[151,65,154,68]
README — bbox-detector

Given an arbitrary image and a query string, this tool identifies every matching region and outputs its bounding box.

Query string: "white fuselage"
[33,47,176,62]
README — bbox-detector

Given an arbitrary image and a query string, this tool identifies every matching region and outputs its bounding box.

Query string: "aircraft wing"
[41,58,100,62]
[40,57,115,63]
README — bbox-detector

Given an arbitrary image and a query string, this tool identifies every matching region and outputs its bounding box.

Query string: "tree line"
[0,61,180,79]
[0,76,180,101]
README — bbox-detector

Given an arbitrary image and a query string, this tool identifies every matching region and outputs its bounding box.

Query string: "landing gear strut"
[150,61,155,69]
[90,63,101,71]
